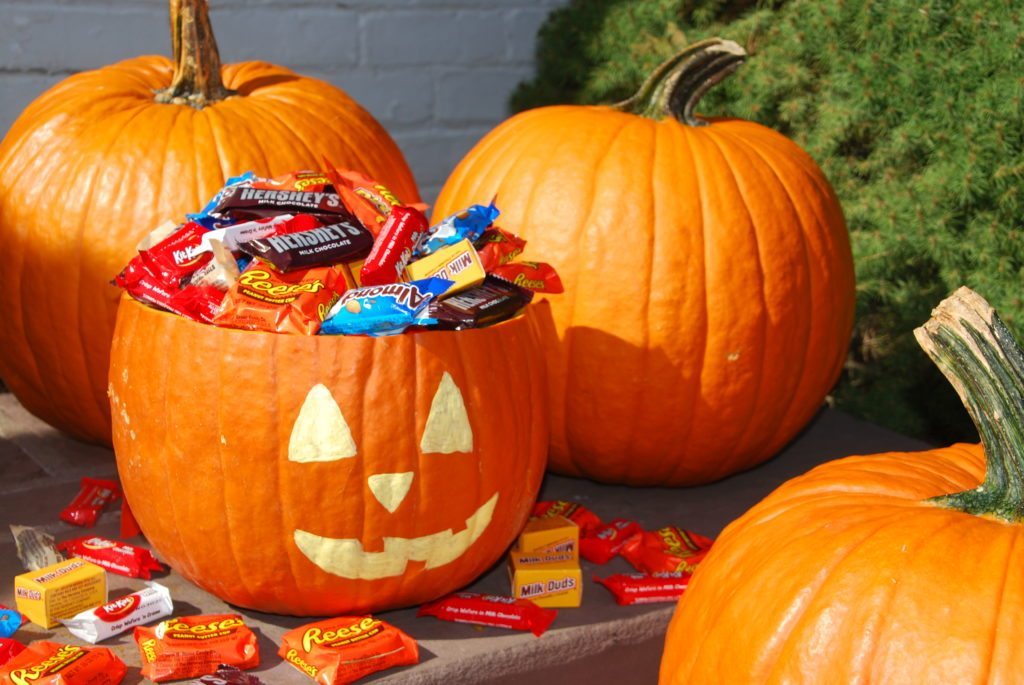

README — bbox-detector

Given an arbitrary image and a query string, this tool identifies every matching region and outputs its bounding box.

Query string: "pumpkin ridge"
[235,97,323,176]
[663,124,713,485]
[700,127,772,475]
[727,131,828,456]
[977,527,1019,683]
[65,102,165,434]
[559,116,635,478]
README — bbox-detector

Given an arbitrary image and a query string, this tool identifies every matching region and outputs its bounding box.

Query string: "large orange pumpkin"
[434,39,854,485]
[0,0,418,446]
[109,297,548,615]
[660,287,1024,682]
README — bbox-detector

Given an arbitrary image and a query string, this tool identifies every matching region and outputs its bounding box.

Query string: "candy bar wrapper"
[579,519,642,564]
[531,501,603,536]
[116,259,223,324]
[135,614,259,682]
[417,592,556,637]
[620,526,714,575]
[594,572,690,605]
[60,477,122,527]
[139,222,212,286]
[321,277,452,336]
[0,642,126,685]
[490,260,564,293]
[359,206,429,286]
[62,582,173,644]
[0,609,22,640]
[422,275,532,330]
[250,170,333,192]
[327,166,405,235]
[417,202,499,257]
[192,665,268,684]
[475,226,526,271]
[56,536,163,579]
[188,237,241,291]
[278,616,418,684]
[188,172,256,227]
[9,525,62,571]
[199,213,318,253]
[0,639,24,668]
[210,184,359,224]
[212,261,342,336]
[240,219,373,272]
[404,238,486,295]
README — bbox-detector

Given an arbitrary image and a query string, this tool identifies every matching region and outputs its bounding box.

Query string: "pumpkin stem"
[915,287,1024,521]
[613,38,746,126]
[154,0,235,107]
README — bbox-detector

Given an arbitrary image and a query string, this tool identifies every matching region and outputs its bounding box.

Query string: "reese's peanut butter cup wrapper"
[278,616,418,684]
[417,592,556,637]
[135,614,258,682]
[0,641,126,685]
[489,260,563,293]
[475,226,526,271]
[249,170,333,192]
[620,526,714,575]
[212,261,342,335]
[579,519,642,564]
[56,536,163,579]
[327,166,405,235]
[531,501,603,536]
[594,572,690,605]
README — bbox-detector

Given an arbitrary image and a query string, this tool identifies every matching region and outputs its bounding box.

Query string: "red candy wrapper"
[620,526,714,574]
[359,206,428,285]
[57,536,163,579]
[0,639,24,668]
[580,519,642,564]
[212,261,342,335]
[328,167,404,236]
[490,260,563,293]
[60,478,122,528]
[279,616,418,684]
[594,572,690,605]
[475,227,526,271]
[0,641,126,685]
[139,221,213,286]
[531,500,603,536]
[417,592,556,637]
[135,614,259,682]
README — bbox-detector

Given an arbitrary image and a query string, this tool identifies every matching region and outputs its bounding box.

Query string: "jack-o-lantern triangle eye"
[289,384,357,463]
[420,372,473,454]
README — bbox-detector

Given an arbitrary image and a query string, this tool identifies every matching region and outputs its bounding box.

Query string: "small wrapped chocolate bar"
[239,220,373,272]
[425,275,533,330]
[61,583,173,644]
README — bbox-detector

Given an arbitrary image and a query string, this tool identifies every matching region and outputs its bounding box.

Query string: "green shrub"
[513,0,1024,444]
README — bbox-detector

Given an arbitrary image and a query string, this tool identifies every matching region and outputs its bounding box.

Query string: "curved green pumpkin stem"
[915,287,1024,521]
[155,0,236,107]
[613,38,747,126]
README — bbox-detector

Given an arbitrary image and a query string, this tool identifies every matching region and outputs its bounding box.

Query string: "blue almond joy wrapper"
[0,608,23,638]
[321,277,454,336]
[416,201,499,257]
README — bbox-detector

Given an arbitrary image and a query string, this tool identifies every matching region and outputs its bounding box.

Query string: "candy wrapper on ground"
[594,572,690,605]
[620,526,714,574]
[279,616,418,684]
[0,640,24,668]
[0,641,126,685]
[417,592,556,637]
[60,477,121,527]
[135,614,259,682]
[579,519,642,564]
[57,536,163,579]
[0,609,22,639]
[531,501,603,536]
[191,665,267,684]
[62,583,173,644]
[8,525,62,571]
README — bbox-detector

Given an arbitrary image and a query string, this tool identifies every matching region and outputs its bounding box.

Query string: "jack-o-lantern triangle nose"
[367,472,414,513]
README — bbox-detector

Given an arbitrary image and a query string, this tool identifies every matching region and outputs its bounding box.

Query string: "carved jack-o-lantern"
[109,296,548,615]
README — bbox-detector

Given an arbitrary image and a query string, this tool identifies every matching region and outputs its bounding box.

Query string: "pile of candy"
[114,168,562,336]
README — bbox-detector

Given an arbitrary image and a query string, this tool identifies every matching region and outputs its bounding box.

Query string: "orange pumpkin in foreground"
[109,297,548,615]
[434,39,854,486]
[0,0,418,445]
[661,288,1024,682]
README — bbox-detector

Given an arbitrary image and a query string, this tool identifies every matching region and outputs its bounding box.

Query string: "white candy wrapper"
[199,214,295,252]
[60,581,173,643]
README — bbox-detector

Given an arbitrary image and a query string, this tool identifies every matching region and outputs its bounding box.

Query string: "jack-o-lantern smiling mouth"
[288,373,497,581]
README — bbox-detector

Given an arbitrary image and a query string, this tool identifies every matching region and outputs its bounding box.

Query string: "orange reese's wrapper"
[0,641,126,685]
[279,616,418,684]
[134,614,259,682]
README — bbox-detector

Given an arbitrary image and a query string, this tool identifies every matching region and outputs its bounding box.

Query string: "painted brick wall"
[0,0,565,202]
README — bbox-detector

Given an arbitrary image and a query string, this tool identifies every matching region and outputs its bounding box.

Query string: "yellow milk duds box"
[403,238,485,294]
[14,558,107,628]
[516,514,579,556]
[508,550,582,608]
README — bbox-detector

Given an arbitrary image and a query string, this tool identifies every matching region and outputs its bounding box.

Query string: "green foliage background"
[512,0,1024,444]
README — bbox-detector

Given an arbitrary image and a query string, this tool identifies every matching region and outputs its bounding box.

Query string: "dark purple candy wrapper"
[238,220,374,272]
[427,274,533,329]
[193,664,266,684]
[212,186,359,223]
